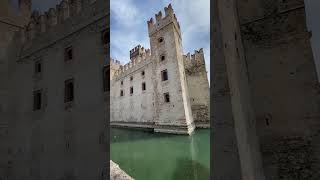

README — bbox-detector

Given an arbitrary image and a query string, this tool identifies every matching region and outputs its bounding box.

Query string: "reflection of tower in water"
[189,135,198,180]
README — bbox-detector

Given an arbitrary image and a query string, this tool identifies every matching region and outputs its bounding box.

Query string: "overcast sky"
[110,0,210,80]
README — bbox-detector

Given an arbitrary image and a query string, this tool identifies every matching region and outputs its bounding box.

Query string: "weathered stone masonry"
[213,0,320,179]
[0,0,109,179]
[110,4,210,135]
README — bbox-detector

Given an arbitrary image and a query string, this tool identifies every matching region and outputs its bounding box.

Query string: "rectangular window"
[121,80,123,85]
[141,70,145,76]
[160,55,165,61]
[33,90,42,110]
[162,69,168,81]
[120,90,124,96]
[130,76,133,81]
[103,66,110,92]
[64,79,74,103]
[142,82,146,91]
[164,92,170,103]
[34,61,41,74]
[64,46,73,61]
[130,87,133,95]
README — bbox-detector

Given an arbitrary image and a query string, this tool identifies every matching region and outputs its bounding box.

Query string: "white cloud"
[170,0,210,33]
[110,0,142,28]
[111,30,149,63]
[169,0,210,82]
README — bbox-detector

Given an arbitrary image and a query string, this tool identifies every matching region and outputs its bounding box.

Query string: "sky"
[110,0,210,81]
[305,0,320,80]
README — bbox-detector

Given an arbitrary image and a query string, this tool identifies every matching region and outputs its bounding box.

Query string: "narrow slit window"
[130,87,133,95]
[162,69,168,81]
[35,61,42,74]
[141,71,145,76]
[64,79,74,103]
[33,90,42,110]
[160,55,165,61]
[121,80,123,85]
[120,90,124,96]
[164,93,170,103]
[64,46,73,61]
[142,82,146,91]
[130,76,133,81]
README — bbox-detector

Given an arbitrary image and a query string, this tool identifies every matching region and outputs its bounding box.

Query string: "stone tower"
[213,0,320,179]
[147,4,195,134]
[184,49,210,128]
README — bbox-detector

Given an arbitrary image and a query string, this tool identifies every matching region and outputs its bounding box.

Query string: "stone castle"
[0,0,109,179]
[110,4,210,135]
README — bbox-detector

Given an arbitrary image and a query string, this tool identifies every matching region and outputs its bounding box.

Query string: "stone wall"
[110,54,155,128]
[184,49,210,128]
[211,0,243,178]
[239,0,320,178]
[110,161,134,180]
[213,0,320,179]
[3,0,110,179]
[215,0,265,179]
[0,1,27,178]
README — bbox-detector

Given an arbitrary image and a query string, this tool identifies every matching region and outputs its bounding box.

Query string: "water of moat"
[111,128,210,180]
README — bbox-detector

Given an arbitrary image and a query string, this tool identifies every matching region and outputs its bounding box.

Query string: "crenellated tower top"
[130,45,144,60]
[147,4,181,37]
[112,45,151,79]
[183,48,206,74]
[21,0,83,43]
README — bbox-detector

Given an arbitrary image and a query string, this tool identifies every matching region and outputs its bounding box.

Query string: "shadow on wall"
[171,158,210,180]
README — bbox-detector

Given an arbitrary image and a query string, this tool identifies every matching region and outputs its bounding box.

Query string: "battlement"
[21,0,82,43]
[147,4,181,36]
[130,45,145,60]
[111,58,121,65]
[183,48,206,68]
[129,45,151,61]
[113,47,151,79]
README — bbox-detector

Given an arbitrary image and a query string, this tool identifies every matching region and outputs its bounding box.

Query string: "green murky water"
[110,128,210,180]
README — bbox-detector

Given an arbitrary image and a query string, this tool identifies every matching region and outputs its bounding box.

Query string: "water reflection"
[172,158,210,180]
[111,128,210,180]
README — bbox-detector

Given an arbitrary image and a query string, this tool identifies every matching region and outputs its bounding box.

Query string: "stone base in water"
[110,160,134,180]
[110,121,195,135]
[194,122,210,128]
